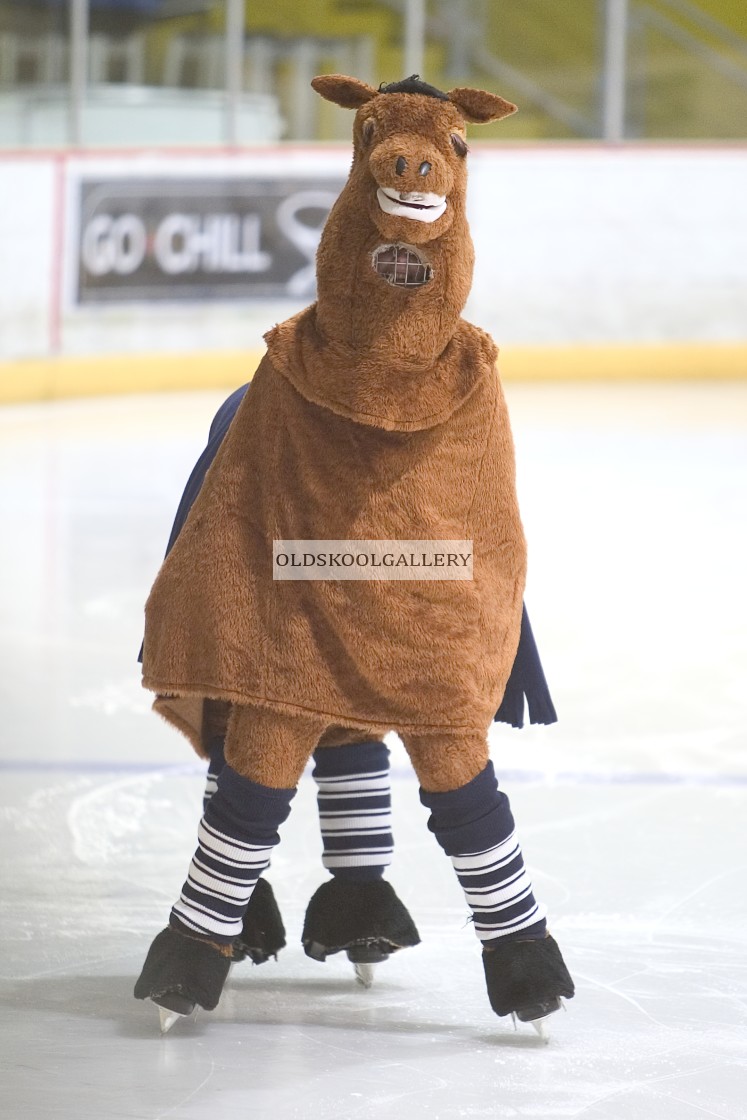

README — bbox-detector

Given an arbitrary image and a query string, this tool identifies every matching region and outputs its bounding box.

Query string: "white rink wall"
[468,146,747,346]
[0,144,746,368]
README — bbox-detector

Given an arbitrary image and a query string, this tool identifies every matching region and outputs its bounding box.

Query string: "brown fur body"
[142,76,525,792]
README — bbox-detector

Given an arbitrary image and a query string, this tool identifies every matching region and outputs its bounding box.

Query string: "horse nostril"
[419,161,432,176]
[395,156,407,175]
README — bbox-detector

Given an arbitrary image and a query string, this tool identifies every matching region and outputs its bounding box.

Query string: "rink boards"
[0,143,746,399]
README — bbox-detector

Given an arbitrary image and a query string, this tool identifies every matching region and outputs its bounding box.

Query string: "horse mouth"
[372,244,433,287]
[377,187,447,224]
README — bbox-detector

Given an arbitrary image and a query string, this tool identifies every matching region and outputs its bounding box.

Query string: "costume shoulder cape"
[141,311,555,753]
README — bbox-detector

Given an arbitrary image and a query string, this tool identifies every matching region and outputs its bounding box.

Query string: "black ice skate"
[482,933,575,1041]
[134,925,233,1033]
[135,879,286,1032]
[302,879,420,987]
[232,876,287,964]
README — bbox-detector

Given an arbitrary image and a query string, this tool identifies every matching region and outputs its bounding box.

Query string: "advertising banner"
[76,176,345,303]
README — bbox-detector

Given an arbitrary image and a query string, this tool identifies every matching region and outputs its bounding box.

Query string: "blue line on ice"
[1,760,746,785]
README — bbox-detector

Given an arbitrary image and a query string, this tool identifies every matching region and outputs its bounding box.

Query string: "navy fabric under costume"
[139,382,557,729]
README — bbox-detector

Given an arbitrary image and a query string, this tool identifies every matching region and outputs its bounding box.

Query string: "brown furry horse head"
[311,74,516,365]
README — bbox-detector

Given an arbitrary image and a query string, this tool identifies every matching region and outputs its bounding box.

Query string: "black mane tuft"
[378,76,449,101]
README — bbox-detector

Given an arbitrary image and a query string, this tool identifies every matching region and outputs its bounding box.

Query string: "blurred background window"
[0,0,745,149]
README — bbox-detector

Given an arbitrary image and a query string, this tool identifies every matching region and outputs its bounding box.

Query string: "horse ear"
[447,87,517,124]
[311,74,379,109]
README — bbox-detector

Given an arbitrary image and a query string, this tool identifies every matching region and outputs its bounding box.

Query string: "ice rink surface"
[1,380,745,1120]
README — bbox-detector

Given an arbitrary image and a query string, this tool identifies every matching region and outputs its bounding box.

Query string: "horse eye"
[450,133,469,157]
[361,119,375,144]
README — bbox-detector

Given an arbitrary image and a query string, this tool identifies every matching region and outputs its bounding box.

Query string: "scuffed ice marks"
[68,775,156,865]
[0,777,118,964]
[67,770,200,875]
[2,771,208,956]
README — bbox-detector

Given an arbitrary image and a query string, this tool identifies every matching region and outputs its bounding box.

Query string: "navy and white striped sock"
[201,738,394,883]
[312,741,393,882]
[420,761,547,944]
[171,765,295,943]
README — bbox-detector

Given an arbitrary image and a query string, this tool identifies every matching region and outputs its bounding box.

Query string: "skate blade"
[354,962,376,989]
[158,1005,187,1034]
[152,992,196,1034]
[530,1016,551,1043]
[510,1011,551,1042]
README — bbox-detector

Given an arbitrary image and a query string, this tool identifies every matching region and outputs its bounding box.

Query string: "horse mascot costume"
[135,74,574,1038]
